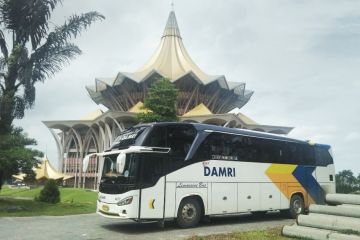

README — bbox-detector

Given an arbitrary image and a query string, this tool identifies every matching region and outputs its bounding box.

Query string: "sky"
[13,0,360,173]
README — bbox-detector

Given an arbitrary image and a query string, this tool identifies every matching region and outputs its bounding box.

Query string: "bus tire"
[176,197,201,228]
[286,194,305,219]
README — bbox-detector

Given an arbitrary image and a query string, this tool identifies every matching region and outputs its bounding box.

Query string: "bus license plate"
[102,204,109,212]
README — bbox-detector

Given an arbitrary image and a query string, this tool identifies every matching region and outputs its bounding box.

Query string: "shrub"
[38,180,60,204]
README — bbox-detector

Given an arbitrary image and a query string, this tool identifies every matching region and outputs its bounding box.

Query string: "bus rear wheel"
[176,198,201,228]
[283,194,305,219]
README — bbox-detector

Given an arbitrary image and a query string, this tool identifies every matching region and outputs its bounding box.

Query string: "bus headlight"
[117,196,133,206]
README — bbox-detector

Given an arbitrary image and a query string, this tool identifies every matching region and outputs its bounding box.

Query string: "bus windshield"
[102,154,139,184]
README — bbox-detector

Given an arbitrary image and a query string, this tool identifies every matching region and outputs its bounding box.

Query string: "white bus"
[83,123,335,228]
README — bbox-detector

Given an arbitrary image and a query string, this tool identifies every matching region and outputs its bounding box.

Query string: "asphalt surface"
[0,213,294,240]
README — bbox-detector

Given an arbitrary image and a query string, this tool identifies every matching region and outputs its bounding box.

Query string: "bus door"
[138,124,197,219]
[139,154,166,219]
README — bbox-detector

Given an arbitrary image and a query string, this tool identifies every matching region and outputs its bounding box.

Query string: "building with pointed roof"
[12,156,73,182]
[43,10,292,189]
[86,11,253,115]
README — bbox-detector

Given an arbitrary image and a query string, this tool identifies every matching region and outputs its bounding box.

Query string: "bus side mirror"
[116,153,126,174]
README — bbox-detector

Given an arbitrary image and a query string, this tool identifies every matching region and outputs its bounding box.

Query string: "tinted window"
[167,125,196,159]
[234,135,260,162]
[143,125,197,159]
[195,133,240,161]
[141,154,166,188]
[195,132,316,165]
[315,145,333,166]
[281,142,315,165]
[195,133,253,161]
[143,126,167,147]
[300,144,316,165]
[139,151,189,188]
[256,138,283,163]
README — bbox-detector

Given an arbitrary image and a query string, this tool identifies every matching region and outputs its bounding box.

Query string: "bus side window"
[280,143,292,164]
[143,126,167,147]
[256,138,282,164]
[230,135,246,160]
[281,142,315,166]
[230,135,261,163]
[245,137,261,162]
[166,125,196,159]
[194,133,222,160]
[315,146,333,166]
[283,142,300,165]
[302,145,316,166]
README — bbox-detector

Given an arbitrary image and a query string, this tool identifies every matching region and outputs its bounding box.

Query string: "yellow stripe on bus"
[265,164,315,205]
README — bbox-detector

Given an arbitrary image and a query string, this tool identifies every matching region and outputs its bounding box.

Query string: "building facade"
[43,11,292,189]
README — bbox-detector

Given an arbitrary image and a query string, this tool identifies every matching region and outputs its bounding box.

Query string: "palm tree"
[0,0,104,134]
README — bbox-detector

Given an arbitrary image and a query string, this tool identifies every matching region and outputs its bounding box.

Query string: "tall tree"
[336,170,358,193]
[137,78,178,123]
[0,127,42,189]
[0,0,104,134]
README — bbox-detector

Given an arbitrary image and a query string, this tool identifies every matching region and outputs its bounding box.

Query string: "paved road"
[0,213,294,240]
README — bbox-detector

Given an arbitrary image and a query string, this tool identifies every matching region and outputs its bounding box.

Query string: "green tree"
[137,78,179,123]
[38,179,60,203]
[23,169,36,185]
[0,0,104,134]
[0,127,42,190]
[336,170,358,193]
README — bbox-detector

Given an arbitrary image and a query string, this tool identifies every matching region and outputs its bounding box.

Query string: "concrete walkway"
[0,213,293,240]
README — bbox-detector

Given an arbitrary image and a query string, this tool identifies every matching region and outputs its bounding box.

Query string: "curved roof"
[80,109,103,120]
[182,103,212,117]
[12,156,73,181]
[34,156,73,180]
[86,11,253,112]
[132,11,219,83]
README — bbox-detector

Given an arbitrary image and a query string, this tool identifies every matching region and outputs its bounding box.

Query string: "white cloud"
[13,0,360,173]
[344,132,360,142]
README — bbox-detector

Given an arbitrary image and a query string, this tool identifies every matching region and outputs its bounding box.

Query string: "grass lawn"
[188,227,296,240]
[0,186,97,217]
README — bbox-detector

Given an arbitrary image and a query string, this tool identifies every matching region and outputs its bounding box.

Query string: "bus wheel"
[287,194,305,219]
[176,198,201,228]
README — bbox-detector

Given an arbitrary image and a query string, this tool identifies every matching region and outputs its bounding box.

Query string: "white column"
[71,128,84,188]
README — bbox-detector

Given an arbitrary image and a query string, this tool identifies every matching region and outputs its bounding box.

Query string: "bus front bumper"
[96,193,139,219]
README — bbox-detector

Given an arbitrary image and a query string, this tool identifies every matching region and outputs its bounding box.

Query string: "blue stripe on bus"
[292,166,325,204]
